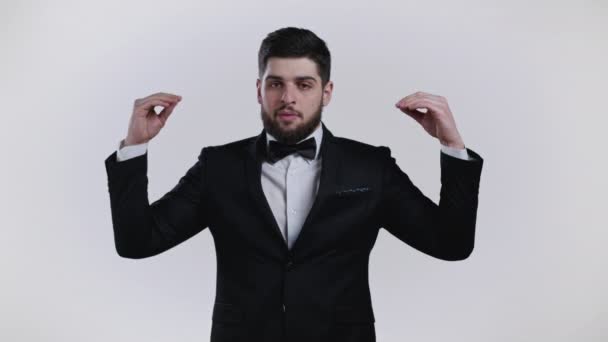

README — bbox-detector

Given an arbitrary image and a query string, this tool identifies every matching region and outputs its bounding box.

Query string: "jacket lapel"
[244,122,341,254]
[245,127,286,251]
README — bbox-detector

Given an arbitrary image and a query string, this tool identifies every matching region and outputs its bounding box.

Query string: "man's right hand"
[124,92,182,146]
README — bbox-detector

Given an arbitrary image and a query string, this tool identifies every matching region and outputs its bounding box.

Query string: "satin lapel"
[290,123,340,254]
[245,128,288,252]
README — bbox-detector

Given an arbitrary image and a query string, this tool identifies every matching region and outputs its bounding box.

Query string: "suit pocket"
[333,186,372,197]
[326,186,373,217]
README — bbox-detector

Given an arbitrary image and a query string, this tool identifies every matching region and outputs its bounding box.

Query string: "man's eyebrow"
[265,75,318,83]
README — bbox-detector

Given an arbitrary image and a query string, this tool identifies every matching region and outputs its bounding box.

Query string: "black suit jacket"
[104,122,483,342]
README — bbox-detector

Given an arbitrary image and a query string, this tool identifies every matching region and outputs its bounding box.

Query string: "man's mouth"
[277,110,299,121]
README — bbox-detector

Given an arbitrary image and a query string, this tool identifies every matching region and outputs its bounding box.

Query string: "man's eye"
[270,82,281,88]
[300,84,311,89]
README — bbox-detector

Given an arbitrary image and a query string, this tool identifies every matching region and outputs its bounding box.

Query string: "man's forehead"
[263,57,320,81]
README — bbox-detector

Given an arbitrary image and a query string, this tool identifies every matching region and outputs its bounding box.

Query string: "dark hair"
[258,27,331,87]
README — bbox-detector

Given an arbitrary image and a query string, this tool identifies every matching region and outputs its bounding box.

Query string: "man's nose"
[280,84,296,104]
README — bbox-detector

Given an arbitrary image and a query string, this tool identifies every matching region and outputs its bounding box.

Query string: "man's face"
[257,57,333,145]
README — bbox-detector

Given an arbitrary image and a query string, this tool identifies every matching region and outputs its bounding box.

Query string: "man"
[104,27,483,342]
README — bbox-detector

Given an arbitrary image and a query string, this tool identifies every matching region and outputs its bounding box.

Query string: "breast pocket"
[326,186,373,215]
[333,186,372,197]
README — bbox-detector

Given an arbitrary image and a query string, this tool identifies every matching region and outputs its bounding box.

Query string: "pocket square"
[334,186,371,196]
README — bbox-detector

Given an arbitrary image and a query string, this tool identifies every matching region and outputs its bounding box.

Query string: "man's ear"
[256,79,262,105]
[322,80,334,106]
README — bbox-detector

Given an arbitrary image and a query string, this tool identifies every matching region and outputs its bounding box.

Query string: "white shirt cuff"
[116,139,148,162]
[440,144,470,160]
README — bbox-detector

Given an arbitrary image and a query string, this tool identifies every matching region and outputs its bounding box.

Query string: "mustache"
[276,108,300,116]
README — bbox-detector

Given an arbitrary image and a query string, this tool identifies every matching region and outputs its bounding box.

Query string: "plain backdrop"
[1,0,606,341]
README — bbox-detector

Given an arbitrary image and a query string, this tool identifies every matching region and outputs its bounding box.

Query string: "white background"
[1,0,606,341]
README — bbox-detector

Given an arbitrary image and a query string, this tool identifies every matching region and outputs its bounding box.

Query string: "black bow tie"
[267,137,316,163]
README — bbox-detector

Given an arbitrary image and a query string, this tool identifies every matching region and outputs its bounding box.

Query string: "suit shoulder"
[199,135,256,155]
[333,135,389,160]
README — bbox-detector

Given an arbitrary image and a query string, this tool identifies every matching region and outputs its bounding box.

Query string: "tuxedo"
[104,122,484,342]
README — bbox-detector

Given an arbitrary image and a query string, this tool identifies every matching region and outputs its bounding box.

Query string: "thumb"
[396,103,425,124]
[158,102,177,125]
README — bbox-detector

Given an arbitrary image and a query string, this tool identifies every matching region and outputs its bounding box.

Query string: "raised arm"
[379,91,484,260]
[103,92,211,258]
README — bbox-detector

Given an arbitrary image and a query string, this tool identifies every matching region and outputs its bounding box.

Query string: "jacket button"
[286,260,294,270]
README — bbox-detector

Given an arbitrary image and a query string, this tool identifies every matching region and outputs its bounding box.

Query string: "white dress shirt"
[115,123,471,249]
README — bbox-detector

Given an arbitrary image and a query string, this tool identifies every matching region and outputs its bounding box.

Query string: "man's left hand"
[395,91,465,149]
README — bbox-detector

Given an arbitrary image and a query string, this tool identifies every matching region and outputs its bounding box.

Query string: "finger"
[395,91,444,107]
[400,98,445,115]
[403,97,443,109]
[158,102,177,124]
[401,107,425,124]
[395,94,416,107]
[143,99,172,111]
[159,93,182,103]
[396,97,433,112]
[147,92,182,101]
[418,93,446,106]
[141,93,182,105]
[410,91,443,100]
[135,99,172,116]
[395,91,428,106]
[156,92,182,100]
[395,97,425,122]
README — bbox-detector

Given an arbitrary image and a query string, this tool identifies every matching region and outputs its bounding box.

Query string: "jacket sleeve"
[377,146,484,261]
[104,147,212,259]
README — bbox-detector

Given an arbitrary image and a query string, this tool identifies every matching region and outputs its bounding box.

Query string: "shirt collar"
[265,121,324,162]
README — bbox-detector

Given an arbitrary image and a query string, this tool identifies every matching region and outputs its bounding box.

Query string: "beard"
[260,99,323,145]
